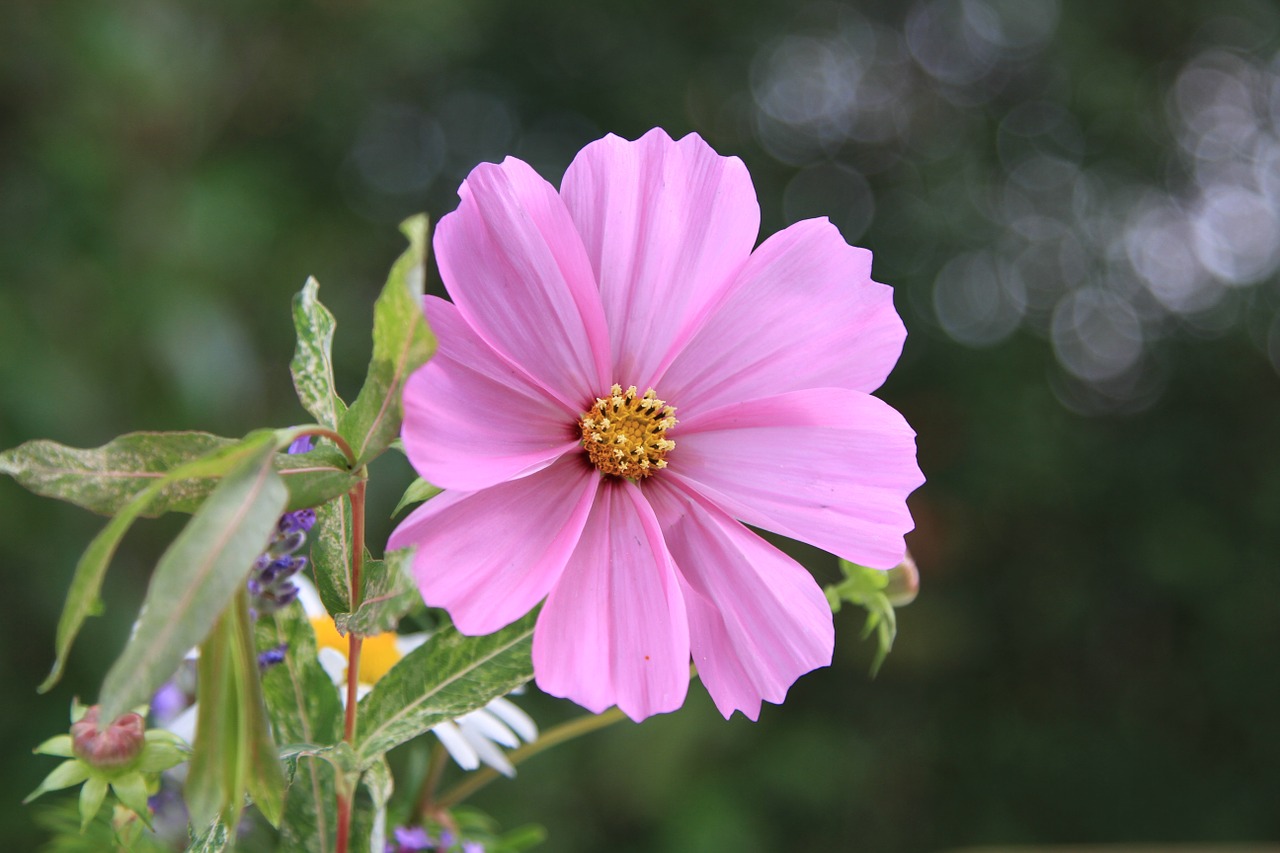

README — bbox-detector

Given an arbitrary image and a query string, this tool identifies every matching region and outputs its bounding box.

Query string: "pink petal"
[388,456,599,635]
[435,157,611,407]
[646,479,834,720]
[658,218,905,411]
[532,480,690,721]
[401,298,579,491]
[560,129,760,388]
[669,389,923,569]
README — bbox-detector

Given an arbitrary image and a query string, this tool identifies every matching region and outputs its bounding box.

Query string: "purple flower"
[390,826,434,852]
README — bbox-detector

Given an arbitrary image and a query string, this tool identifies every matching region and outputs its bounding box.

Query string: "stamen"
[578,384,677,479]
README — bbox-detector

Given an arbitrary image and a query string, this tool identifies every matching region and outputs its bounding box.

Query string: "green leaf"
[279,753,338,853]
[187,592,287,831]
[233,599,287,827]
[356,611,537,762]
[311,496,353,616]
[257,605,343,747]
[257,605,342,850]
[97,434,287,722]
[334,550,420,637]
[276,443,362,512]
[362,757,394,853]
[1,431,236,517]
[38,434,281,693]
[392,477,441,517]
[339,214,436,467]
[0,431,357,518]
[186,816,230,853]
[291,277,348,430]
[186,604,244,830]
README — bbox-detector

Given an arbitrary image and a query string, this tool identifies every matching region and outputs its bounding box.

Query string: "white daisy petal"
[484,696,538,743]
[317,647,347,686]
[431,722,479,770]
[459,709,519,749]
[394,632,430,656]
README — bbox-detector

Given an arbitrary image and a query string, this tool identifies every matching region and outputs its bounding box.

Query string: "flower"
[26,703,188,832]
[389,128,924,722]
[247,436,317,618]
[296,578,538,777]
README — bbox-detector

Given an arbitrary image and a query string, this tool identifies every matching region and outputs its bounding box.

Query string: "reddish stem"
[295,426,359,469]
[335,790,351,852]
[335,480,367,853]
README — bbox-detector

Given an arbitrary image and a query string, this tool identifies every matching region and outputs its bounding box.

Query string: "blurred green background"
[2,0,1279,850]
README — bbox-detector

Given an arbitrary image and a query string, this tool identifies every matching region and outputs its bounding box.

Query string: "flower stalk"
[336,478,367,853]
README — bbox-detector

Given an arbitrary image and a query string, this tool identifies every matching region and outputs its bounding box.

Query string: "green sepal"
[33,734,74,758]
[355,610,537,763]
[338,214,436,468]
[826,559,899,676]
[23,759,90,805]
[391,477,441,517]
[108,772,151,827]
[78,776,108,833]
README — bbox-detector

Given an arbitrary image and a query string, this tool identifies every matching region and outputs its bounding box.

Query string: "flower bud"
[884,552,919,607]
[71,706,145,771]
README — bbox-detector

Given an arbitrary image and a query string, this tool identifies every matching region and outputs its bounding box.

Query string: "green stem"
[434,707,628,810]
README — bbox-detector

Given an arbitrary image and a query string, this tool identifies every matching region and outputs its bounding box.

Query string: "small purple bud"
[392,826,433,851]
[273,583,300,608]
[258,643,288,671]
[271,555,307,581]
[288,436,315,455]
[271,529,308,556]
[150,681,190,727]
[72,706,146,771]
[291,504,318,532]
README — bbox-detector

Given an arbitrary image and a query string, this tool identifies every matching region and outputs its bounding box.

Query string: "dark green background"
[2,0,1278,850]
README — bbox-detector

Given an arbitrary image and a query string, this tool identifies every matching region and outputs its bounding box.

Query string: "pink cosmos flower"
[388,128,923,722]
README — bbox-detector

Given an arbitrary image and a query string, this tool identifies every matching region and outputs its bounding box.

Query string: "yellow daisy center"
[310,616,403,685]
[578,384,677,479]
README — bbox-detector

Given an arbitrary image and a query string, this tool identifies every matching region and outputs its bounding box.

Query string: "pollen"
[578,384,677,479]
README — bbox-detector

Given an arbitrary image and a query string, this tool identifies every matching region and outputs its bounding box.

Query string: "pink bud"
[71,706,146,771]
[884,552,920,607]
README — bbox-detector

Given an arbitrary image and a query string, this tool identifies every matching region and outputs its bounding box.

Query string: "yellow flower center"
[578,384,677,479]
[310,617,403,685]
